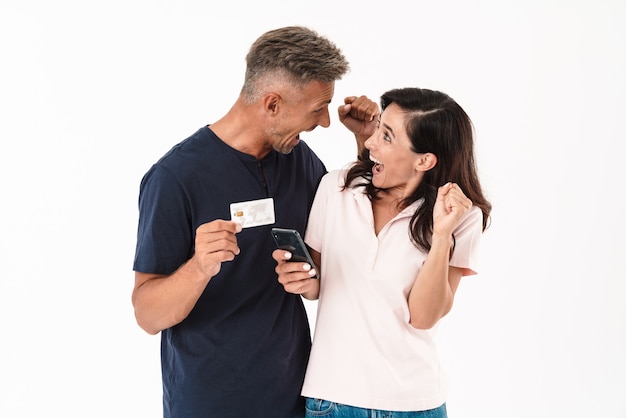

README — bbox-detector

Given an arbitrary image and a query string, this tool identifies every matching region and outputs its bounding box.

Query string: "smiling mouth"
[370,155,383,173]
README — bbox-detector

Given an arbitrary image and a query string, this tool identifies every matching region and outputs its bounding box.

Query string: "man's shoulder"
[159,126,212,158]
[286,140,325,169]
[151,126,224,172]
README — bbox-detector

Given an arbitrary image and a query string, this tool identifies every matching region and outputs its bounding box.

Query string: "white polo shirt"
[302,169,483,411]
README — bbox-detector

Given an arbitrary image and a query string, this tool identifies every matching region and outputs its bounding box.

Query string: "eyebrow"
[321,101,332,109]
[381,122,396,138]
[314,99,331,109]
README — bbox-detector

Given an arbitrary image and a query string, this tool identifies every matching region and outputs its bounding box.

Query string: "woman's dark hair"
[344,87,492,251]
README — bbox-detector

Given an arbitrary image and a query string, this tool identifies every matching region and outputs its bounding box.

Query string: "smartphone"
[271,228,318,279]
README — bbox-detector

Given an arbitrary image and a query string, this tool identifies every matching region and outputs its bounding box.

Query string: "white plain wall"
[1,1,625,416]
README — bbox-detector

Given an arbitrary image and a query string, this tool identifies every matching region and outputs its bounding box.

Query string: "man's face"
[268,80,335,154]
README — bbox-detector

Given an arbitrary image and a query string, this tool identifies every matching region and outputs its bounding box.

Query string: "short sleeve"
[133,164,193,274]
[304,171,340,253]
[449,205,484,276]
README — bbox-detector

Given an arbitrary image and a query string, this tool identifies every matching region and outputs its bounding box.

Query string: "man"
[132,26,377,418]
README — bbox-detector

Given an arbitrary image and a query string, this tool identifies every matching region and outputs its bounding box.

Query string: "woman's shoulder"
[321,166,352,189]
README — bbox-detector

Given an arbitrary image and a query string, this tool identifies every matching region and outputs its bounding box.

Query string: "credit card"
[230,197,275,228]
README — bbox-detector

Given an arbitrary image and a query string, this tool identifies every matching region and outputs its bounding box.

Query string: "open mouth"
[370,155,383,174]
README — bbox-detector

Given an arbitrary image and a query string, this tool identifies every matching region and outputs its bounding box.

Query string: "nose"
[317,107,331,128]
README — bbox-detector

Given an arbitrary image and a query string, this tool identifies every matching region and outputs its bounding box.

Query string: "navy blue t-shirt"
[133,126,327,418]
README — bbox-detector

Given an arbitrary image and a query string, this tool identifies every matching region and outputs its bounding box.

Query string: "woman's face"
[364,103,422,196]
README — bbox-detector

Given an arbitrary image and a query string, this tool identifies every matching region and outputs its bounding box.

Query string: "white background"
[1,1,625,417]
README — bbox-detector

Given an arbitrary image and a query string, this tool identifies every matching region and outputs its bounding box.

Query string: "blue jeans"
[305,398,447,418]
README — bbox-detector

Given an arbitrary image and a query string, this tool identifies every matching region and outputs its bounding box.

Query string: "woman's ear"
[415,153,437,172]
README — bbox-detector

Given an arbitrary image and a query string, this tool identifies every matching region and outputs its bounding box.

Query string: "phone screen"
[271,228,318,279]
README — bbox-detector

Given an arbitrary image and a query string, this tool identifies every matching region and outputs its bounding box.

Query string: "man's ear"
[263,93,281,115]
[415,153,437,172]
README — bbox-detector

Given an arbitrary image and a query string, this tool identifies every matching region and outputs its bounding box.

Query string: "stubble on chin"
[272,137,296,154]
[267,128,294,155]
[276,145,294,154]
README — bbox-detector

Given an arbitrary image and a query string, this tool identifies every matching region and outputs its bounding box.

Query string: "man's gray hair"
[241,26,350,102]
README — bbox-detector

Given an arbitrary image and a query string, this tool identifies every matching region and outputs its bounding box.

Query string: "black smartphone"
[271,228,318,279]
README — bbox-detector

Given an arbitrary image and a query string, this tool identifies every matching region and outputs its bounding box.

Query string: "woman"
[274,87,492,417]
